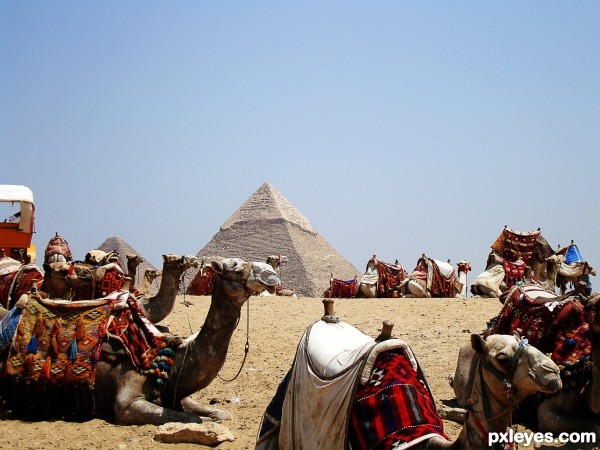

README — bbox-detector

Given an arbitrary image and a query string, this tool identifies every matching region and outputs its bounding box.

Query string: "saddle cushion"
[349,347,446,449]
[491,228,540,263]
[5,297,113,383]
[494,285,591,378]
[328,278,357,298]
[0,263,44,309]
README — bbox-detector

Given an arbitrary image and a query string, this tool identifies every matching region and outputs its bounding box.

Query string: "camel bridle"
[465,337,529,449]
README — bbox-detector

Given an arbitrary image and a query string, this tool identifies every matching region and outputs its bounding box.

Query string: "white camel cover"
[278,320,375,449]
[471,265,505,296]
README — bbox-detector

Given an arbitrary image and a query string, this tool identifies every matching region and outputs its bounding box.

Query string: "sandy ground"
[0,295,597,450]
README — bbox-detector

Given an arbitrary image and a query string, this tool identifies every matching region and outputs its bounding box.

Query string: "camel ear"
[211,260,223,274]
[471,334,487,356]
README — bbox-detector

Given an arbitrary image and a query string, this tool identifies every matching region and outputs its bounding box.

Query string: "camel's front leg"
[114,387,203,425]
[180,396,233,422]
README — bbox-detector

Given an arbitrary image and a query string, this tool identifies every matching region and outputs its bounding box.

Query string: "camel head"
[162,254,199,270]
[211,258,280,305]
[126,253,144,265]
[471,333,562,402]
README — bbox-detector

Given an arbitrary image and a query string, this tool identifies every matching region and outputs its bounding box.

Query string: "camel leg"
[538,392,600,435]
[114,395,204,425]
[180,396,232,422]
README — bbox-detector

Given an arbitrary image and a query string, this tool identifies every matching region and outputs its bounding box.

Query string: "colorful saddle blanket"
[5,297,113,384]
[326,277,357,298]
[376,260,406,297]
[503,259,527,289]
[414,258,462,297]
[0,263,44,309]
[186,266,214,295]
[491,227,540,263]
[493,284,590,376]
[349,348,446,450]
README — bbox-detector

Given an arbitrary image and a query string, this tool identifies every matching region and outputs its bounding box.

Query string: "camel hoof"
[204,410,232,423]
[438,406,466,424]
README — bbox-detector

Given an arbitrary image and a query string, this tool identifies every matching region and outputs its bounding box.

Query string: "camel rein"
[217,298,250,382]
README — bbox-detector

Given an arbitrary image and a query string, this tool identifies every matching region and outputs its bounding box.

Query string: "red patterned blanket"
[349,348,446,449]
[491,227,540,263]
[503,259,527,289]
[326,277,357,298]
[186,266,214,295]
[376,260,406,298]
[493,285,590,377]
[0,263,44,309]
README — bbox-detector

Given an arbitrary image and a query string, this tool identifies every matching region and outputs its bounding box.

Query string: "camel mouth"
[264,285,277,295]
[534,372,562,393]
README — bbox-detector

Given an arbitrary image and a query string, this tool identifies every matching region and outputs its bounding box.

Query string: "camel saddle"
[325,277,357,298]
[493,284,590,379]
[261,320,445,449]
[0,262,44,309]
[415,258,461,297]
[0,290,180,419]
[491,227,540,263]
[375,260,406,297]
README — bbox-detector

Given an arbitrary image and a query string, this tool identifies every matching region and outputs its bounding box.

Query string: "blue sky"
[2,2,598,285]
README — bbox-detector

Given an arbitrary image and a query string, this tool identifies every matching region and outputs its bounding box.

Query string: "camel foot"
[181,397,232,422]
[202,409,232,423]
[438,406,466,424]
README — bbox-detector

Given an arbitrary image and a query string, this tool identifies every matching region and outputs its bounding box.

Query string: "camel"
[470,265,506,298]
[43,232,72,264]
[357,255,406,298]
[42,254,196,324]
[0,257,280,425]
[139,267,162,297]
[453,285,600,436]
[400,255,463,298]
[255,300,561,449]
[532,289,600,435]
[456,260,471,297]
[264,255,296,297]
[136,254,198,324]
[551,255,596,295]
[42,260,124,300]
[125,253,144,291]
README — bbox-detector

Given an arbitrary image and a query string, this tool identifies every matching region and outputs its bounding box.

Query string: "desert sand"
[0,295,596,450]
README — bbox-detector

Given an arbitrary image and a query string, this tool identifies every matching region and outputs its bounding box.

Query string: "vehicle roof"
[0,185,34,204]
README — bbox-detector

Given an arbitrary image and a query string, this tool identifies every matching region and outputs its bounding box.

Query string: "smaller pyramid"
[191,183,359,297]
[97,236,159,296]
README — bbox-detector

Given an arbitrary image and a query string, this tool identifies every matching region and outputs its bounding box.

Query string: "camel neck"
[164,276,245,403]
[459,361,515,450]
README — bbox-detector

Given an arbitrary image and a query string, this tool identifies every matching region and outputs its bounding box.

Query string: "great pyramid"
[97,236,160,296]
[191,182,359,297]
